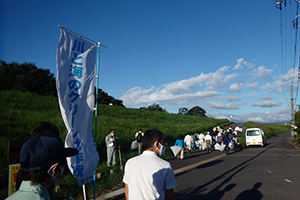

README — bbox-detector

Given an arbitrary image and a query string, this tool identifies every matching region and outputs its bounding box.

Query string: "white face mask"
[48,163,65,189]
[156,142,166,156]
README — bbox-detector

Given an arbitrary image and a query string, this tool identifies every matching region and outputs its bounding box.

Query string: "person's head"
[177,134,183,139]
[139,129,143,132]
[19,134,78,190]
[30,121,60,138]
[110,129,115,135]
[142,129,164,155]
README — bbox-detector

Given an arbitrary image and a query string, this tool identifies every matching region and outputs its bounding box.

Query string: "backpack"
[137,132,143,142]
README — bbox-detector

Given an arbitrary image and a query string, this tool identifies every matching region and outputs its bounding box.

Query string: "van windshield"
[247,130,260,136]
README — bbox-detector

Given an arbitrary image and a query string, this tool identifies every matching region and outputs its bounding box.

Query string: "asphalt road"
[109,130,300,200]
[171,130,300,200]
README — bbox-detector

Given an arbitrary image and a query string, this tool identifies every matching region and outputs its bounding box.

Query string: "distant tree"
[178,107,188,115]
[294,109,300,134]
[140,103,167,112]
[186,106,207,117]
[0,60,125,106]
[0,60,57,96]
[97,89,124,107]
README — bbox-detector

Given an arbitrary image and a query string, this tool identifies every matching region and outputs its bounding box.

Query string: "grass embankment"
[0,90,230,199]
[238,121,291,148]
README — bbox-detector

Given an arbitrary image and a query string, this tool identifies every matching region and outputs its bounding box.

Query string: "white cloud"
[246,108,290,123]
[252,66,273,81]
[226,96,240,101]
[207,101,239,110]
[227,82,243,93]
[155,66,239,95]
[280,67,297,86]
[120,58,292,124]
[250,96,283,108]
[121,86,222,107]
[260,67,297,93]
[212,108,290,123]
[121,66,240,107]
[251,98,282,108]
[233,58,255,70]
[247,82,259,90]
[261,95,272,101]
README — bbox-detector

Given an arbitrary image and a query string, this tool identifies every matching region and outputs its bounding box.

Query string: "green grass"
[1,90,230,199]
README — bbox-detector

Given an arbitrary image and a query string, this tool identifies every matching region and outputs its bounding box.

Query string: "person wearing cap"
[16,121,61,192]
[6,134,78,200]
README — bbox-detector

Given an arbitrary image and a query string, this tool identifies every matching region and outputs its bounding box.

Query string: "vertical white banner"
[56,29,99,186]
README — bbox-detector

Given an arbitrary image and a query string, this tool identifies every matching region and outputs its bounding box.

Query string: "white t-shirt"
[123,151,177,200]
[184,135,193,145]
[205,134,212,142]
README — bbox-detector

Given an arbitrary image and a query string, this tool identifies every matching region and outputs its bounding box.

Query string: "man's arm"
[165,189,176,200]
[125,183,129,200]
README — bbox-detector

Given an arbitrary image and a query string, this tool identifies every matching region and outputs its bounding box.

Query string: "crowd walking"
[173,125,240,158]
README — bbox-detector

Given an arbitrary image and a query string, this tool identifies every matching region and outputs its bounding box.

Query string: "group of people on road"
[174,125,240,159]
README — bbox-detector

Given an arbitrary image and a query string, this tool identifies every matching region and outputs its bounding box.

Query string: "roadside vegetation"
[291,110,300,144]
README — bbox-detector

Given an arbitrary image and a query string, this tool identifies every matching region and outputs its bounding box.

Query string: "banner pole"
[93,42,101,200]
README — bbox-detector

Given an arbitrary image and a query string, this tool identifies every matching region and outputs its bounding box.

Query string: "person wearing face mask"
[6,134,78,200]
[16,121,61,195]
[123,129,177,200]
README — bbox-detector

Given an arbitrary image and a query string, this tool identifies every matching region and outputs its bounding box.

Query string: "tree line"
[0,60,207,116]
[0,60,124,106]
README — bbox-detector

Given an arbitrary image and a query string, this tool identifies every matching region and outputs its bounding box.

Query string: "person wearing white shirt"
[123,129,177,200]
[184,133,193,152]
[205,132,212,152]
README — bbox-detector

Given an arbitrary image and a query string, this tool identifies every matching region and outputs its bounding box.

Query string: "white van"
[245,128,267,147]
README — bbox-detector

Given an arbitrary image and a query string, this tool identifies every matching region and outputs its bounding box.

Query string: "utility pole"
[291,85,295,136]
[291,85,295,124]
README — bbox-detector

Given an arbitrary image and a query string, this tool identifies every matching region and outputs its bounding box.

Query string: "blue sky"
[1,0,300,123]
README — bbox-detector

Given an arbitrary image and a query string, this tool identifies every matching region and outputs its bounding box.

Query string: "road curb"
[286,137,300,150]
[95,153,226,200]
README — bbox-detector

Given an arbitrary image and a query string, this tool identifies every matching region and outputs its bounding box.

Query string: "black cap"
[20,134,78,171]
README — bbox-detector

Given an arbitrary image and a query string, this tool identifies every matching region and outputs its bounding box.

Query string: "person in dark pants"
[222,131,231,155]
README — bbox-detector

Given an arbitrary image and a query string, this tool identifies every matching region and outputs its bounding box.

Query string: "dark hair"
[19,165,50,185]
[142,129,163,150]
[177,134,183,139]
[30,121,60,138]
